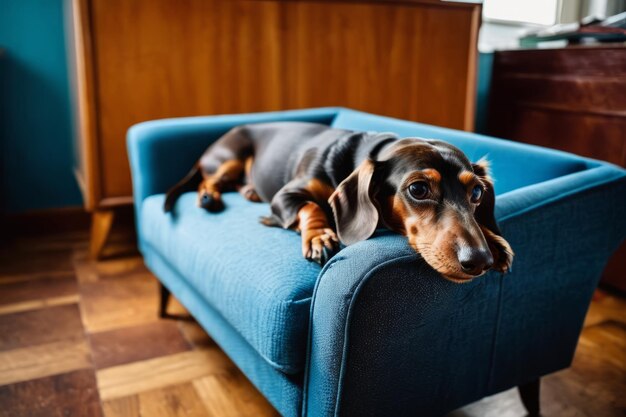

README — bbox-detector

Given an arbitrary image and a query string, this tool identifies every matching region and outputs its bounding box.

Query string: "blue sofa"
[128,108,626,417]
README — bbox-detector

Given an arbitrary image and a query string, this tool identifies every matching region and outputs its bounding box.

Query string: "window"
[483,0,559,26]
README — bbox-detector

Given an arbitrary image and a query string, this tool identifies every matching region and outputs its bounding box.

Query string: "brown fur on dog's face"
[330,138,513,282]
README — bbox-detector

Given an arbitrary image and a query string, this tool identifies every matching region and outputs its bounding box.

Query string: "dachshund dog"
[164,122,513,282]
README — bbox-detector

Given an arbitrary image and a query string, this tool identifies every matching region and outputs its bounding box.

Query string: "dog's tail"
[163,164,203,213]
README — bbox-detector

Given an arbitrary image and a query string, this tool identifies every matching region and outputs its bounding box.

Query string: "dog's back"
[164,122,398,212]
[241,122,351,202]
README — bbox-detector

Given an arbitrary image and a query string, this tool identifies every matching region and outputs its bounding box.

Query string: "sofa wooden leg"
[518,378,541,416]
[159,282,171,318]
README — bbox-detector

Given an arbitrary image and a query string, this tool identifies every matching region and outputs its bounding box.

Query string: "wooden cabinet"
[67,0,481,257]
[488,45,626,292]
[488,45,626,166]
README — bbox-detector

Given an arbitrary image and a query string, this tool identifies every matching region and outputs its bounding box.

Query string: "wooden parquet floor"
[0,228,624,417]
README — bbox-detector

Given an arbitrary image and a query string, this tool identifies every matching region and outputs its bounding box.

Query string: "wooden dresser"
[488,45,626,166]
[67,0,481,257]
[488,45,626,292]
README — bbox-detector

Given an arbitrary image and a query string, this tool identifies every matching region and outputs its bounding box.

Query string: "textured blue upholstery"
[128,108,626,417]
[142,242,304,417]
[303,163,626,417]
[141,192,319,374]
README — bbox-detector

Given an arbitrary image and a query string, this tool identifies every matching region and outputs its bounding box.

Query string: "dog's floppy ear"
[329,159,380,245]
[472,159,514,272]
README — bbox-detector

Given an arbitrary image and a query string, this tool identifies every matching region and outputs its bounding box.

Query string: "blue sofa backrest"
[331,109,591,195]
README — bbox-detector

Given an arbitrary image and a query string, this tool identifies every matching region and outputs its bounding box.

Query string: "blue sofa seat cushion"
[140,192,323,374]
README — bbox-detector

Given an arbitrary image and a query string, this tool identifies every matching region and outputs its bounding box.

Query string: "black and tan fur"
[164,122,513,281]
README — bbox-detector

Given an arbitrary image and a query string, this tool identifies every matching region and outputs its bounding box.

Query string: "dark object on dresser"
[488,44,626,292]
[520,12,626,47]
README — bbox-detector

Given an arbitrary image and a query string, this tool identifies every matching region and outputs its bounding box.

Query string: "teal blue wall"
[475,52,494,134]
[0,0,81,214]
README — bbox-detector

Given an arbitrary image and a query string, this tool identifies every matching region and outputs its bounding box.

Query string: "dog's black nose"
[458,248,493,276]
[200,193,224,212]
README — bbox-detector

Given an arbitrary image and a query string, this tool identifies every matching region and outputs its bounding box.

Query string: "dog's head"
[329,138,513,282]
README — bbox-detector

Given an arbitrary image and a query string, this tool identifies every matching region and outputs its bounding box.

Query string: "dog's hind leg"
[238,156,262,203]
[197,159,246,212]
[195,127,256,212]
[239,184,262,202]
[163,126,254,213]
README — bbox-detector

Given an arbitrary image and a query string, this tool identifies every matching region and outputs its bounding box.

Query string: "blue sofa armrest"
[304,164,626,417]
[126,108,341,217]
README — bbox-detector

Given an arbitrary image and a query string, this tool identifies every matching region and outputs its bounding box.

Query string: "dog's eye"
[408,182,429,200]
[471,185,483,203]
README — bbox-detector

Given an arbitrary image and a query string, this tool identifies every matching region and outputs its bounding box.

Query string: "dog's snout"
[458,247,493,276]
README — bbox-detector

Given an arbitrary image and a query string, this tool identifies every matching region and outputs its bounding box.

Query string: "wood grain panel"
[138,382,209,417]
[72,0,479,206]
[79,273,160,333]
[0,369,102,417]
[102,396,139,417]
[280,1,477,127]
[89,321,191,369]
[0,273,77,308]
[488,46,626,166]
[505,107,625,164]
[0,295,80,316]
[0,338,91,386]
[0,247,73,278]
[90,0,285,198]
[0,304,84,351]
[193,371,280,417]
[97,348,235,400]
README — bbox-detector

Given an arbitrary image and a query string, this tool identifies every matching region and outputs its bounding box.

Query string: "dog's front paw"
[303,229,340,266]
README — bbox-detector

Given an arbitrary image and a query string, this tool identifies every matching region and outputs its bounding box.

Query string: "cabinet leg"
[90,210,114,259]
[518,378,541,417]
